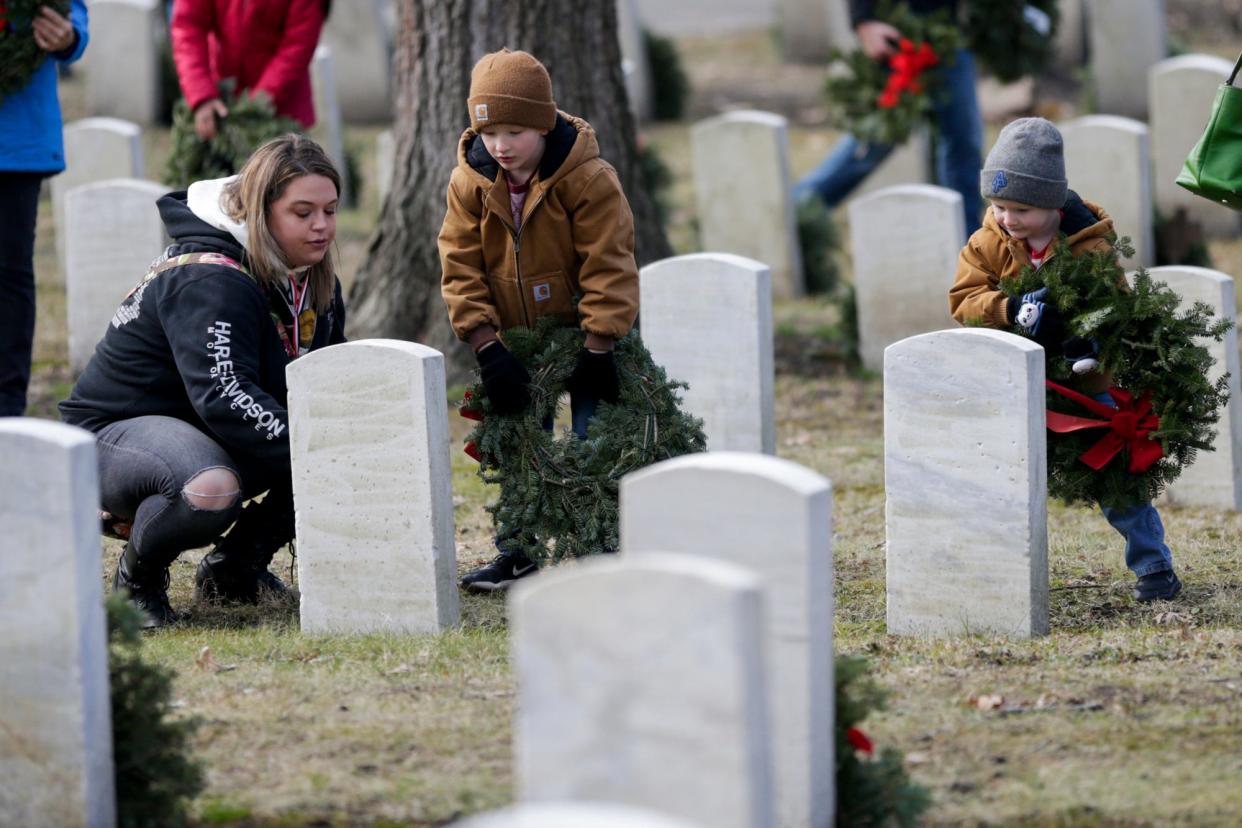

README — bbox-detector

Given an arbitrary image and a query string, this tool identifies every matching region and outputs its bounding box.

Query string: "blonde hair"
[223,134,340,313]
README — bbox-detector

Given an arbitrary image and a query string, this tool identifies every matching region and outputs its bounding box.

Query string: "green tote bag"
[1176,51,1242,212]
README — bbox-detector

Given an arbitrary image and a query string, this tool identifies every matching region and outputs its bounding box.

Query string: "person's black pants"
[0,172,44,416]
[95,415,292,568]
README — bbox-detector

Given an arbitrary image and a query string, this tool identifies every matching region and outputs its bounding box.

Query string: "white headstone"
[1150,54,1242,238]
[621,453,833,828]
[511,555,774,828]
[322,0,392,122]
[692,111,804,299]
[53,118,145,274]
[0,420,115,828]
[310,44,351,204]
[848,184,964,371]
[885,328,1049,637]
[639,253,774,453]
[288,340,460,634]
[616,0,653,121]
[65,179,171,375]
[1059,115,1153,267]
[1054,0,1086,66]
[779,0,855,63]
[81,0,162,126]
[376,129,395,209]
[1149,267,1242,510]
[1086,0,1166,119]
[453,802,704,828]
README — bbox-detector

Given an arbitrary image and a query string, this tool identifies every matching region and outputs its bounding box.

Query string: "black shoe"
[460,552,538,592]
[195,496,293,604]
[1134,569,1182,602]
[112,544,177,629]
[195,549,290,604]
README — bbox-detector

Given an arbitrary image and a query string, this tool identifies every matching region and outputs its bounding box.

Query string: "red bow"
[1045,381,1164,473]
[460,390,483,461]
[846,726,874,756]
[877,38,938,109]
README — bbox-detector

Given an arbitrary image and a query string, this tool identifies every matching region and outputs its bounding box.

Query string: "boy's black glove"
[1007,287,1065,349]
[566,349,620,403]
[477,342,531,415]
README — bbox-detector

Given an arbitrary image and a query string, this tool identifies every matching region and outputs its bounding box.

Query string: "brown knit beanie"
[467,48,557,132]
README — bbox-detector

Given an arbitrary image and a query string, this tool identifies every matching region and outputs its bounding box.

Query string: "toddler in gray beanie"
[980,117,1067,209]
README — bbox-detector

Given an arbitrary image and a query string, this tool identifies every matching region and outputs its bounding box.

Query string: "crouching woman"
[60,134,346,627]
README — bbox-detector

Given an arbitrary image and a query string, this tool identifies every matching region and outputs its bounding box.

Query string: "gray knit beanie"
[980,117,1067,209]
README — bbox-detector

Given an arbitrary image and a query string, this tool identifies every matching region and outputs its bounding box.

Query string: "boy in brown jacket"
[438,48,639,591]
[948,117,1181,603]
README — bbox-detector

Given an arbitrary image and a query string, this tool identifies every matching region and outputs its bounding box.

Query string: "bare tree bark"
[347,0,672,383]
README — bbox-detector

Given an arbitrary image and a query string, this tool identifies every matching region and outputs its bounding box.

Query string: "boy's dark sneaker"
[460,552,538,592]
[1134,569,1182,602]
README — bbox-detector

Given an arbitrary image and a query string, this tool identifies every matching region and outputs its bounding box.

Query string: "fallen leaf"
[194,645,237,673]
[970,694,1005,711]
[195,646,216,671]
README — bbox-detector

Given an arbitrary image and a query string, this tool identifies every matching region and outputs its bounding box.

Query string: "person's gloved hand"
[477,342,531,415]
[1062,336,1101,375]
[1007,287,1064,348]
[566,349,620,403]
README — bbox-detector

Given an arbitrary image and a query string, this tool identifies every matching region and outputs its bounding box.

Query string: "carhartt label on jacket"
[532,283,551,302]
[207,320,287,440]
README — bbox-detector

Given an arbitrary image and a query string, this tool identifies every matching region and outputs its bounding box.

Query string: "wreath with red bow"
[1002,237,1232,508]
[824,2,961,146]
[0,0,70,103]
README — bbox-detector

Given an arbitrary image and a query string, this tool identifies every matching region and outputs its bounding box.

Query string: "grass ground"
[22,19,1242,827]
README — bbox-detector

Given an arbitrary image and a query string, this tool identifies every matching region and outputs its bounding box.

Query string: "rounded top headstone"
[452,802,704,828]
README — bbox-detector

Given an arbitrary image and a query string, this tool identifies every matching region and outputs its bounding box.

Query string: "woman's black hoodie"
[59,190,346,473]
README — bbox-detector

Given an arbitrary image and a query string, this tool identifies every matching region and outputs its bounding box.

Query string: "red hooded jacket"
[171,0,325,128]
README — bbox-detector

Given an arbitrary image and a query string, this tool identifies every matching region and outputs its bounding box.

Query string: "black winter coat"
[60,191,346,473]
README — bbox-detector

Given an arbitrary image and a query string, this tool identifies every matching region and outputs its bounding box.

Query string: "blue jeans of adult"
[0,172,45,416]
[93,415,290,568]
[1092,392,1174,577]
[793,48,984,238]
[496,391,600,556]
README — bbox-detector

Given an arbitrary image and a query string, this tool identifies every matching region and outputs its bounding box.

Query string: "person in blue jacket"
[0,1,89,416]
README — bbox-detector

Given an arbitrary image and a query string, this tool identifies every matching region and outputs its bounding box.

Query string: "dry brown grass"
[24,26,1242,826]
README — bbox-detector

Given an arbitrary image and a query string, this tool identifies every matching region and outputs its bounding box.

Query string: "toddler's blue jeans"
[792,48,984,238]
[1092,391,1174,577]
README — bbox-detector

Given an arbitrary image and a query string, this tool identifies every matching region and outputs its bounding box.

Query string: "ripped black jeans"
[94,415,291,568]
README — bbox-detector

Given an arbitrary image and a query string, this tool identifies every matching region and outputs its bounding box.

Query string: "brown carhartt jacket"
[949,195,1115,327]
[949,193,1117,392]
[438,112,638,348]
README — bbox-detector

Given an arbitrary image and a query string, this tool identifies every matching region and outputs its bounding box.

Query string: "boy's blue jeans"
[793,48,984,238]
[1092,391,1175,577]
[496,391,599,557]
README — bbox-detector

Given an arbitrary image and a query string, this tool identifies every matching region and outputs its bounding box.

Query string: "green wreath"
[824,1,961,146]
[1002,238,1233,508]
[0,0,70,103]
[164,79,302,188]
[963,0,1059,83]
[461,319,707,562]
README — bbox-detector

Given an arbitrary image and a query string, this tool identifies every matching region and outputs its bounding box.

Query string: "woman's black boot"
[111,543,178,629]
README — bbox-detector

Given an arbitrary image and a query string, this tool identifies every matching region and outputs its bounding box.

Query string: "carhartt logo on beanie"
[467,48,557,132]
[980,117,1067,209]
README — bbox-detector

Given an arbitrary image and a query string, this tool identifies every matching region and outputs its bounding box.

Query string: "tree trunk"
[346,0,673,383]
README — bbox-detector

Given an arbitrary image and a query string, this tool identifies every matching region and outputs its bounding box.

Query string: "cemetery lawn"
[33,41,1242,826]
[87,361,1242,828]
